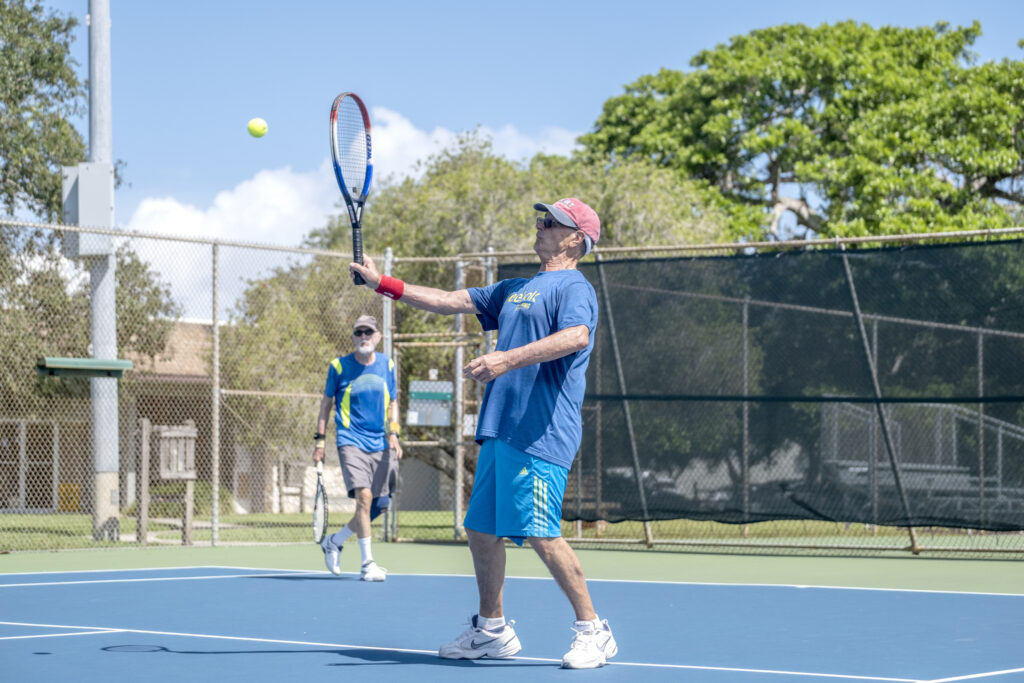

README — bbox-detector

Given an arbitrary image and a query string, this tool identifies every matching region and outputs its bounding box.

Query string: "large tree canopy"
[580,21,1024,238]
[0,0,85,220]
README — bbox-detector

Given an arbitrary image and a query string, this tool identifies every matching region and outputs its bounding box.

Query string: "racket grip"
[351,227,365,285]
[316,460,323,475]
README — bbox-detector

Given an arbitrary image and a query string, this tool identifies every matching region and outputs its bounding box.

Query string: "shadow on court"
[102,644,549,668]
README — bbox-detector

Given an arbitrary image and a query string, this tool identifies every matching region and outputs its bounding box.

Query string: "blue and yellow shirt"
[323,353,396,452]
[468,269,598,469]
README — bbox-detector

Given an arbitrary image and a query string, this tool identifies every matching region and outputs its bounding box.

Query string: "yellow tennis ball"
[247,117,267,138]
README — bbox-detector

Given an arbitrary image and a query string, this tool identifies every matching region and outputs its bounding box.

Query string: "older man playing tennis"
[313,314,401,582]
[349,198,617,669]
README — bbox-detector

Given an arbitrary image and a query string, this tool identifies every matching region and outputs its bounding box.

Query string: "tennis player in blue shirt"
[313,314,401,582]
[350,198,617,669]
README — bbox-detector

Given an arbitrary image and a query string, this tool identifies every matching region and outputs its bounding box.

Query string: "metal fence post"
[454,259,466,539]
[978,331,986,527]
[211,242,220,546]
[383,247,394,542]
[742,298,750,537]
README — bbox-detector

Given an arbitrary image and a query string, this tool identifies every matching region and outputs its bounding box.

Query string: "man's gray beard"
[355,343,375,358]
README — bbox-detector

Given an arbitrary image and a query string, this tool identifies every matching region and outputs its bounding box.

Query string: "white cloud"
[371,107,457,184]
[122,112,582,318]
[371,107,580,182]
[127,161,339,245]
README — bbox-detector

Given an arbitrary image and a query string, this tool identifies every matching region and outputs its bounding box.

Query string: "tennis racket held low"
[313,460,328,544]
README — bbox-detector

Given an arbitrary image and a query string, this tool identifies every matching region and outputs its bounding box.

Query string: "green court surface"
[3,543,1022,595]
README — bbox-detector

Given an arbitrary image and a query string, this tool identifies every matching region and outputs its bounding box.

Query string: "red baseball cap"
[533,198,600,253]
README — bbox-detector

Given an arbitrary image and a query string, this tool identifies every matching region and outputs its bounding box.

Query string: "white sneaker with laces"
[321,538,341,576]
[561,619,617,669]
[438,616,522,660]
[360,560,386,582]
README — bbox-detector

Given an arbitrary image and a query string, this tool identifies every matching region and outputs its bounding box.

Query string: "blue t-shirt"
[323,353,396,452]
[468,269,598,469]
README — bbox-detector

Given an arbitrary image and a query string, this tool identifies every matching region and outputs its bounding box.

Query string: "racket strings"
[335,99,368,197]
[313,482,328,543]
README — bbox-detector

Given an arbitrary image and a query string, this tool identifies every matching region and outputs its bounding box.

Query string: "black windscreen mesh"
[499,240,1024,531]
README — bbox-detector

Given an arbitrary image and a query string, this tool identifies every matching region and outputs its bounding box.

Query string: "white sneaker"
[360,561,386,582]
[321,538,341,576]
[438,616,522,660]
[561,619,617,669]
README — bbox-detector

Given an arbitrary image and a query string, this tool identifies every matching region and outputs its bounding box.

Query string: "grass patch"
[3,509,1022,556]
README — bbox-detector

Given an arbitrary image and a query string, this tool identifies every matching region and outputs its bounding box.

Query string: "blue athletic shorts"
[463,439,569,546]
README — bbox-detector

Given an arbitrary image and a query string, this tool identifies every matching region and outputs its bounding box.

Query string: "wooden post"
[182,419,195,545]
[183,479,194,546]
[137,418,150,545]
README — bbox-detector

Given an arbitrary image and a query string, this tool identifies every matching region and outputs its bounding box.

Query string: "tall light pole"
[87,0,118,541]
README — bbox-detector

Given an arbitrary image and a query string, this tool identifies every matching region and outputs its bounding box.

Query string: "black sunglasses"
[353,328,375,337]
[536,216,571,229]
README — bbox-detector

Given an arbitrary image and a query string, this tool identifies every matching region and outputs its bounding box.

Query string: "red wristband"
[375,275,405,300]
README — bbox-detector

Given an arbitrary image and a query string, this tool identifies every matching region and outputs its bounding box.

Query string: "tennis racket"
[329,92,373,286]
[313,460,328,544]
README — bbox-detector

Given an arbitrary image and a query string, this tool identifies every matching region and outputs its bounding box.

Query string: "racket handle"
[351,226,365,285]
[316,460,323,475]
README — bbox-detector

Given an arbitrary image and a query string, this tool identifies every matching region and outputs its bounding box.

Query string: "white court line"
[5,565,1021,598]
[0,571,319,589]
[207,566,1024,598]
[1,621,121,631]
[0,565,227,577]
[0,630,123,641]
[0,620,916,681]
[925,667,1024,682]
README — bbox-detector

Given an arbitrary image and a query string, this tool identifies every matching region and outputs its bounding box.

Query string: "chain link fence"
[3,219,1024,557]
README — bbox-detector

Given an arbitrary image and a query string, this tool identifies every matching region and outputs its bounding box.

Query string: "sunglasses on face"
[536,216,571,229]
[353,328,375,337]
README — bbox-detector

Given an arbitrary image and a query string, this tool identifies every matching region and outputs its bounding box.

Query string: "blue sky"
[42,0,1024,250]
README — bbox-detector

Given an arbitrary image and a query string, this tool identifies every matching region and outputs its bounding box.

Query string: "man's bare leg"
[347,487,372,538]
[467,528,506,618]
[528,536,596,621]
[439,529,521,659]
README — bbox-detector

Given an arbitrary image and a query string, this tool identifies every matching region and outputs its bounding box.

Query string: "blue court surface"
[2,566,1023,682]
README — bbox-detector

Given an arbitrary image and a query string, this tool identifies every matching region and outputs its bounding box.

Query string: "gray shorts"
[337,445,397,499]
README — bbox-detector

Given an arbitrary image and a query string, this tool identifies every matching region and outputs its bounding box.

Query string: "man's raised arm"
[350,254,478,315]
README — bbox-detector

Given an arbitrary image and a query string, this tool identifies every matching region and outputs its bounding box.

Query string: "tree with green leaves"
[0,1,180,409]
[580,21,1024,238]
[0,0,85,220]
[1,240,181,403]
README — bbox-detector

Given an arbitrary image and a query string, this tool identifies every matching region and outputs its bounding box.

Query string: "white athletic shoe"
[561,619,618,669]
[321,538,341,576]
[360,561,386,582]
[438,616,522,660]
